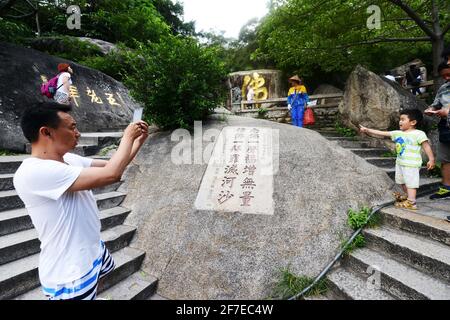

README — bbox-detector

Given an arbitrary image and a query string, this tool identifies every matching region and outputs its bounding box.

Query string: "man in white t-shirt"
[14,101,149,300]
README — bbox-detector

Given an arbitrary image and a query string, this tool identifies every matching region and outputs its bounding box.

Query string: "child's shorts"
[395,164,420,189]
[42,241,115,300]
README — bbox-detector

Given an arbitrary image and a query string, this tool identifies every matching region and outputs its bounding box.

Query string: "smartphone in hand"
[133,107,143,122]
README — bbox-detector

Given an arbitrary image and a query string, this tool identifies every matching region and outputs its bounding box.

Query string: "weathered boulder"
[339,65,428,132]
[0,41,140,152]
[313,84,343,103]
[120,115,395,299]
[77,37,119,55]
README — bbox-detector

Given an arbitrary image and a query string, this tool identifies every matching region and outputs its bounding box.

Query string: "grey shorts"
[437,142,450,164]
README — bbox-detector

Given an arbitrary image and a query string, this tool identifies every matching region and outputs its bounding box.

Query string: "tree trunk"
[35,11,40,37]
[431,0,444,93]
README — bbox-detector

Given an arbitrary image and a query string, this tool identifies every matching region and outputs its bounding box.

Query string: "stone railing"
[233,93,343,128]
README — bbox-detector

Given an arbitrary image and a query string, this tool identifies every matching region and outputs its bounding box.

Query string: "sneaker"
[394,199,417,210]
[446,216,450,223]
[429,187,450,200]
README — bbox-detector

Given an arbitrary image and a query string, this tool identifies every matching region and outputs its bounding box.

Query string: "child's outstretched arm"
[421,141,436,170]
[359,125,391,138]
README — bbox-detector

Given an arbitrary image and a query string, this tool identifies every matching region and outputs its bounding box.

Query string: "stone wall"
[227,70,284,112]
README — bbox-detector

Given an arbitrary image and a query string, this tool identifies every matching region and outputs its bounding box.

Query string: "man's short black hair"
[400,109,423,128]
[438,61,450,73]
[21,101,72,143]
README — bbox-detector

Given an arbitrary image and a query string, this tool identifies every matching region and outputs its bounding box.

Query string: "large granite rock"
[120,115,394,299]
[339,65,428,131]
[0,41,140,152]
[26,36,118,56]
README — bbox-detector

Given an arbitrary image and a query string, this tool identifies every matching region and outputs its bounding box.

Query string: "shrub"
[271,267,328,299]
[124,35,228,129]
[347,206,380,230]
[0,18,34,43]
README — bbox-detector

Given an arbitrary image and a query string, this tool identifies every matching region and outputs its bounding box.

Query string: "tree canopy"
[255,0,449,85]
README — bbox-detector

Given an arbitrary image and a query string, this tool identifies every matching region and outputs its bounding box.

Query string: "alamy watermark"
[66,5,81,30]
[170,122,279,176]
[367,5,381,30]
[366,265,382,290]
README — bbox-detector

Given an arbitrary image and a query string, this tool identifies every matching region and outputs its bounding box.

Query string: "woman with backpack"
[54,63,73,105]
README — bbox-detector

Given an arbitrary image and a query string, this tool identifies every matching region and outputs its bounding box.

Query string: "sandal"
[394,199,417,210]
[393,192,407,202]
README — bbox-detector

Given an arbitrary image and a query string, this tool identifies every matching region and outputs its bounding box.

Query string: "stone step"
[327,268,395,300]
[96,191,126,211]
[415,178,442,196]
[0,202,129,238]
[0,190,24,213]
[0,224,136,266]
[0,190,126,213]
[365,157,396,168]
[0,156,28,175]
[0,155,111,176]
[332,140,373,149]
[79,132,123,147]
[325,136,358,141]
[25,144,99,157]
[147,293,169,300]
[363,226,450,283]
[92,181,123,195]
[315,131,342,137]
[0,174,14,191]
[13,246,145,300]
[382,167,429,180]
[350,148,393,158]
[380,206,450,247]
[0,227,139,300]
[345,247,450,300]
[98,271,157,300]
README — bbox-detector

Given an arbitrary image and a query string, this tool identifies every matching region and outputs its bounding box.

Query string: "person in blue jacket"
[287,75,309,127]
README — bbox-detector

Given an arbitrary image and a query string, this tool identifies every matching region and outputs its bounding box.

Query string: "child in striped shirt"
[359,109,435,210]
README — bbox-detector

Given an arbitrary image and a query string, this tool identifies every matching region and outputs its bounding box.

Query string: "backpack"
[40,74,63,99]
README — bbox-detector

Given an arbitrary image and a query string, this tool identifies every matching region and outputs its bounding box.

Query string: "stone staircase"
[0,132,160,300]
[313,130,450,300]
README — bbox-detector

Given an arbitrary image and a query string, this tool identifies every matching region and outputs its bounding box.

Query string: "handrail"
[287,200,394,300]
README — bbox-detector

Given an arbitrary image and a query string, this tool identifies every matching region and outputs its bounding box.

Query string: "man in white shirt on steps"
[14,101,149,300]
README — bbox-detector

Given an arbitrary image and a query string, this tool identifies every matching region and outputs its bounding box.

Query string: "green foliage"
[341,234,366,256]
[382,150,397,158]
[347,206,380,230]
[2,1,171,47]
[0,149,18,156]
[28,36,103,63]
[124,36,228,129]
[271,267,328,299]
[257,107,269,119]
[0,17,34,43]
[80,44,133,82]
[255,0,449,82]
[335,122,356,137]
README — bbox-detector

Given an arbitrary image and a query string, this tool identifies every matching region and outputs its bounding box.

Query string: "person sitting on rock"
[424,62,450,201]
[13,101,149,300]
[287,75,309,127]
[54,63,73,105]
[359,109,435,210]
